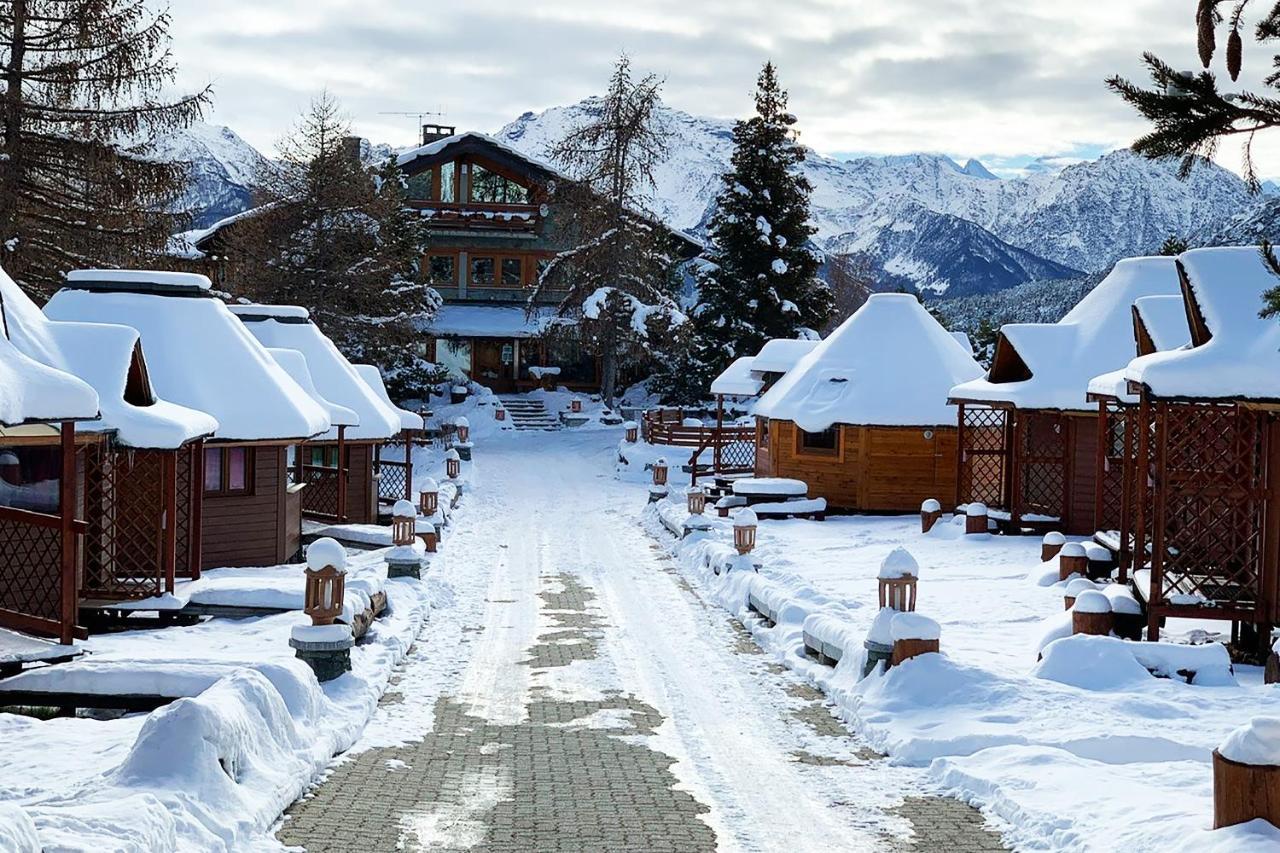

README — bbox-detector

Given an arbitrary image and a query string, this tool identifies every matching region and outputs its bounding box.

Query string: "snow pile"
[306,537,347,572]
[754,293,982,430]
[878,546,918,579]
[1218,717,1280,766]
[952,255,1181,411]
[890,612,940,642]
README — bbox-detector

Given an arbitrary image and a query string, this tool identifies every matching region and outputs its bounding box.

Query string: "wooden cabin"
[948,257,1183,535]
[1117,247,1280,649]
[1,269,218,607]
[0,274,99,645]
[232,305,403,525]
[45,272,331,570]
[1085,295,1191,575]
[752,294,982,512]
[353,363,425,512]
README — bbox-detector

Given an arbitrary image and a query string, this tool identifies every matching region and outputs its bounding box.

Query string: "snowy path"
[277,431,1003,852]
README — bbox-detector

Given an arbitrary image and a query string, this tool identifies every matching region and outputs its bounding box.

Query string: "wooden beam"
[58,421,77,645]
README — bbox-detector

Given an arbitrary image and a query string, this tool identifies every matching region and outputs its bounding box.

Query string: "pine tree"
[688,62,831,387]
[1160,234,1191,255]
[534,54,685,405]
[0,0,211,299]
[232,93,440,398]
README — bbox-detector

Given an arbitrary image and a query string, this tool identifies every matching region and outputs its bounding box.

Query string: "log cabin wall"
[201,445,295,569]
[762,420,959,512]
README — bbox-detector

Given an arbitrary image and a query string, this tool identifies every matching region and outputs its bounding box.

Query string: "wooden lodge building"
[1109,247,1280,648]
[44,271,332,571]
[233,304,416,524]
[752,294,983,512]
[948,257,1183,536]
[176,125,701,396]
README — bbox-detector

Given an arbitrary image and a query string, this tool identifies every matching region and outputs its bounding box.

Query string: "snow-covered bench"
[751,497,827,521]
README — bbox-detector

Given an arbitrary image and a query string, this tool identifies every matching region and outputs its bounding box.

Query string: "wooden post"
[1118,403,1135,582]
[1150,399,1167,643]
[1009,410,1024,529]
[1136,394,1157,641]
[1042,531,1066,563]
[891,637,939,666]
[189,440,204,581]
[58,421,78,645]
[1213,749,1280,829]
[336,425,348,523]
[920,499,941,533]
[1059,543,1088,581]
[1094,400,1108,539]
[403,433,413,501]
[955,403,966,509]
[163,450,178,594]
[714,394,724,474]
[965,503,988,535]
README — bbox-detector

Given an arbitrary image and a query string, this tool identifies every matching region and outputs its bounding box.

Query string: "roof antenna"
[378,108,449,144]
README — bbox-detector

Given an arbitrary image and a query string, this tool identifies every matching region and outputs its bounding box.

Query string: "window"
[471,256,495,286]
[470,163,530,204]
[757,419,770,447]
[0,445,62,513]
[438,162,456,203]
[438,339,472,380]
[204,447,253,496]
[797,427,839,455]
[405,171,433,200]
[501,257,523,287]
[428,254,456,286]
[309,446,339,467]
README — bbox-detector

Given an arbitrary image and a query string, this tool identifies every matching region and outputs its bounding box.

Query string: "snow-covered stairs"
[498,396,560,431]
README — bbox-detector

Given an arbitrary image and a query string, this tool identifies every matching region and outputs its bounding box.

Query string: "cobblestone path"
[277,432,1008,852]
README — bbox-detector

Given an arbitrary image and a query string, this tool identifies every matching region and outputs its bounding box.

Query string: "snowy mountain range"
[159,101,1264,298]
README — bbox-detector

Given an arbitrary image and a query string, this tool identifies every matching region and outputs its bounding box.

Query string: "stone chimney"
[421,123,456,146]
[341,135,364,166]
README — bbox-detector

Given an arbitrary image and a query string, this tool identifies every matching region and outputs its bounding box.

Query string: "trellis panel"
[957,405,1009,509]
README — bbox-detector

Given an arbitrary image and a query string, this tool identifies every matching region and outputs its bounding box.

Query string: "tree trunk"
[1,0,27,245]
[602,342,618,408]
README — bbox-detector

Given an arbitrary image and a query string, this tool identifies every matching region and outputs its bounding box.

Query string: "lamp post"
[419,477,439,517]
[686,485,706,515]
[877,547,919,612]
[290,537,354,681]
[387,499,424,579]
[624,421,638,443]
[733,508,758,556]
[445,448,461,480]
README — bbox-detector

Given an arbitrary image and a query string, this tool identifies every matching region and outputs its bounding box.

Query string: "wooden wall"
[1064,414,1099,536]
[201,445,296,569]
[756,420,959,512]
[345,443,378,525]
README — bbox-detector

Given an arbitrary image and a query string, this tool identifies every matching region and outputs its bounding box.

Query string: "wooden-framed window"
[405,171,433,200]
[796,426,840,456]
[205,446,253,496]
[427,254,456,286]
[438,161,457,203]
[471,256,496,286]
[501,257,523,287]
[309,445,339,467]
[757,418,770,448]
[470,162,530,204]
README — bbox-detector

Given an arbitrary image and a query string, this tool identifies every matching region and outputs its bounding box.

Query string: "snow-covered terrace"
[950,256,1183,412]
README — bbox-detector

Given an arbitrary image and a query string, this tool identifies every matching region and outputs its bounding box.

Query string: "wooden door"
[473,340,517,393]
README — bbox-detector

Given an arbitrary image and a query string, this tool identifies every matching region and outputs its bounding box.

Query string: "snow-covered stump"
[1106,585,1145,640]
[1063,577,1097,611]
[624,421,638,443]
[920,498,942,533]
[1213,718,1280,830]
[291,538,353,682]
[1042,531,1066,563]
[386,500,425,580]
[965,502,989,535]
[890,613,941,666]
[733,509,758,555]
[1059,542,1088,581]
[1071,590,1113,637]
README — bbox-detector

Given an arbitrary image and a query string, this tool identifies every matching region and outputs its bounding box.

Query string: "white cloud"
[166,0,1276,176]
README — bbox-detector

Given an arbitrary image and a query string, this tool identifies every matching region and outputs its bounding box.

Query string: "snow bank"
[1219,716,1280,766]
[878,546,918,579]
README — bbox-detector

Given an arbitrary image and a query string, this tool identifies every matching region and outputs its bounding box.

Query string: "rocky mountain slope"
[148,123,274,230]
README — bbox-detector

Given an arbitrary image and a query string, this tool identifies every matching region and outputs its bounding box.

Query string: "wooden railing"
[640,409,756,482]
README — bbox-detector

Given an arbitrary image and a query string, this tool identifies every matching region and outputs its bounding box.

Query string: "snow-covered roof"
[749,339,820,376]
[753,293,983,430]
[267,348,359,428]
[1133,295,1191,354]
[0,268,215,447]
[710,356,763,397]
[1123,246,1280,401]
[44,279,330,443]
[66,269,212,292]
[352,364,425,432]
[231,306,400,441]
[949,256,1182,411]
[419,304,560,339]
[396,130,563,177]
[0,272,100,428]
[951,331,974,356]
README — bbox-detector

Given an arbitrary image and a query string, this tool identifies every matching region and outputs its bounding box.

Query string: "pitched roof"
[267,348,360,428]
[44,274,330,443]
[754,293,983,430]
[1,267,216,447]
[231,306,401,441]
[1123,246,1280,401]
[352,364,424,432]
[710,356,763,397]
[1087,295,1191,403]
[0,269,99,428]
[949,256,1182,411]
[750,338,820,376]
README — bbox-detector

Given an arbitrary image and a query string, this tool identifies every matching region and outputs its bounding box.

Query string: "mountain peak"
[960,158,999,180]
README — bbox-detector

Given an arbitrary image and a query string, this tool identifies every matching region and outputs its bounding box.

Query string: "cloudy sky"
[168,0,1275,177]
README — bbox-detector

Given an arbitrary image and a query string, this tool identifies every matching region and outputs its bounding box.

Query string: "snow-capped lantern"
[391,499,417,547]
[304,538,347,627]
[733,508,758,555]
[1213,717,1280,830]
[571,397,583,414]
[920,498,941,533]
[686,484,706,516]
[878,547,919,612]
[445,448,461,480]
[1071,589,1112,636]
[495,407,506,422]
[419,477,439,516]
[1058,542,1088,582]
[455,416,470,443]
[624,420,638,443]
[964,502,989,535]
[1042,531,1067,563]
[652,457,668,487]
[889,612,941,666]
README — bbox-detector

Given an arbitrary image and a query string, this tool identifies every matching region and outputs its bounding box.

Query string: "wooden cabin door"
[473,340,517,393]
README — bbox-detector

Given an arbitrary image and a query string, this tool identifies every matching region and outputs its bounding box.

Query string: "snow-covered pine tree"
[232,92,440,398]
[532,54,685,406]
[689,62,831,383]
[0,0,211,299]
